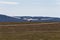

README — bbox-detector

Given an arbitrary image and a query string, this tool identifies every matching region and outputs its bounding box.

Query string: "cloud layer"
[0,1,18,4]
[0,0,59,17]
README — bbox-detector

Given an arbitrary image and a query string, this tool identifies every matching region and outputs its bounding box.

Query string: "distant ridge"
[0,14,22,22]
[0,14,60,22]
[13,16,60,22]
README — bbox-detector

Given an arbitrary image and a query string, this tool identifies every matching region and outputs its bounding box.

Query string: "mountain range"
[0,14,60,22]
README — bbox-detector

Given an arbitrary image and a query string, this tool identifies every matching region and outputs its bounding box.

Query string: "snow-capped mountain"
[13,16,60,22]
[0,14,60,22]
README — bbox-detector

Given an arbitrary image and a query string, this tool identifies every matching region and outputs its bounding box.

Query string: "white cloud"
[0,1,19,4]
[0,7,6,10]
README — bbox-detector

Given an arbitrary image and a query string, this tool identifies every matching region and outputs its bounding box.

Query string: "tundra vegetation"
[0,22,60,40]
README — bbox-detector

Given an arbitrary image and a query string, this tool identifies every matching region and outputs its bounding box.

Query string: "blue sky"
[0,0,59,17]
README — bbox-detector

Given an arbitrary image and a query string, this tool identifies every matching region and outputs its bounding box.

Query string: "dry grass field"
[0,22,60,40]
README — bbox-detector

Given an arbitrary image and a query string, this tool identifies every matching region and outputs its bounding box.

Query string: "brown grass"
[0,22,60,40]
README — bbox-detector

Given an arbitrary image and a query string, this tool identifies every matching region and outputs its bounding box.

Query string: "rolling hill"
[0,14,60,22]
[0,14,23,22]
[13,16,60,22]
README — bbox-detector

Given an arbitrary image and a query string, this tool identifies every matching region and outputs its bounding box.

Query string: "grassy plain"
[0,22,60,40]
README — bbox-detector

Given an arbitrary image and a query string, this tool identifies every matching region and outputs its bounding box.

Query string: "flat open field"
[0,22,60,40]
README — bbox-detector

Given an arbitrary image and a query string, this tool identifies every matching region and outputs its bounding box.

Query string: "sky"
[0,0,59,17]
